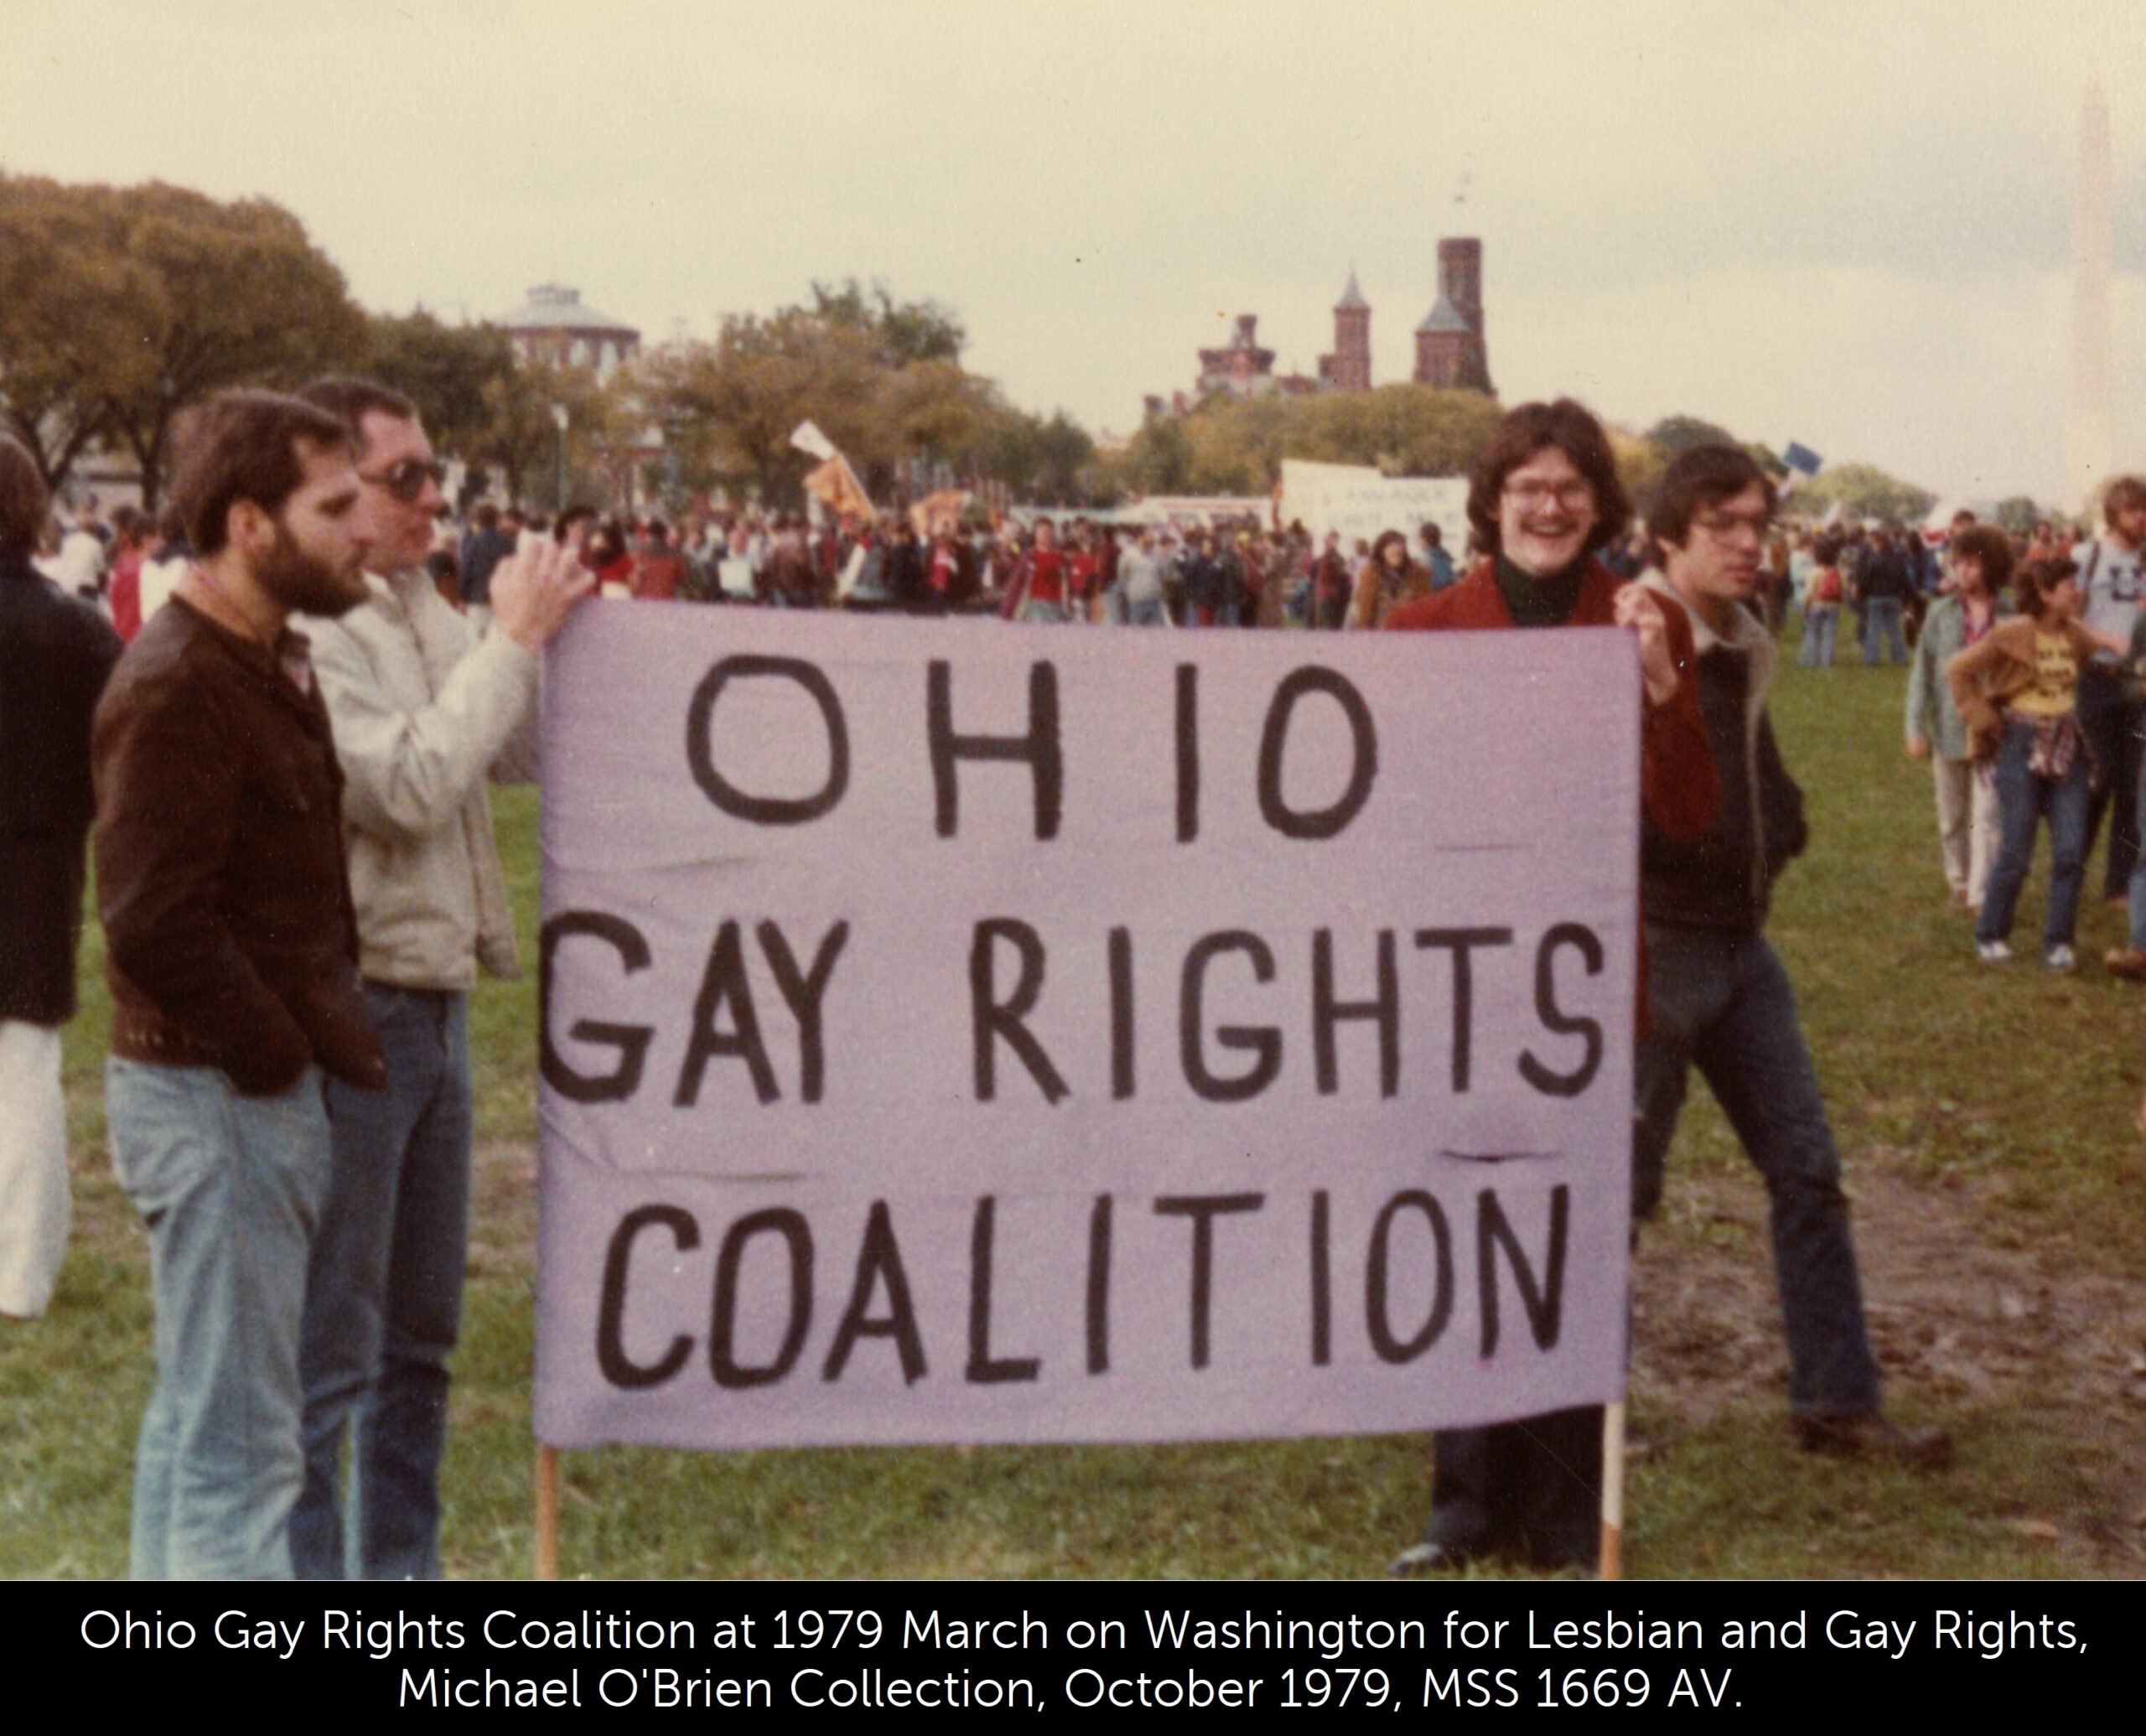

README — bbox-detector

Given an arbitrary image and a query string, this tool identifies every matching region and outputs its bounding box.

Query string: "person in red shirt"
[1017,517,1068,623]
[633,519,687,601]
[106,505,148,643]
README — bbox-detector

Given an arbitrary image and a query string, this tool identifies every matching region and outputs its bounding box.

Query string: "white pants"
[0,1020,68,1316]
[1934,755,1999,908]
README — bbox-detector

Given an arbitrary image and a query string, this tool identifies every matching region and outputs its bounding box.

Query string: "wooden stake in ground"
[1599,1400,1626,1580]
[536,1443,559,1580]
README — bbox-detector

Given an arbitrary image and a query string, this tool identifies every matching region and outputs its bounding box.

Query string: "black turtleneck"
[1493,552,1586,628]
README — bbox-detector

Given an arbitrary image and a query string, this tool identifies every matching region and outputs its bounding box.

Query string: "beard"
[256,517,367,618]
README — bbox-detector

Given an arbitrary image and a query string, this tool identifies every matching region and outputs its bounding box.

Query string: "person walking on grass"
[1906,524,2010,915]
[1947,555,2127,972]
[1635,444,1952,1471]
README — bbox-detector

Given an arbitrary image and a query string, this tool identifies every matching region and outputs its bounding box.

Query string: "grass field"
[6,632,2143,1579]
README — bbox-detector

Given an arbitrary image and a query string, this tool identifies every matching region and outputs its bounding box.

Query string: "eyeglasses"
[1505,481,1594,509]
[358,456,448,503]
[1692,509,1772,540]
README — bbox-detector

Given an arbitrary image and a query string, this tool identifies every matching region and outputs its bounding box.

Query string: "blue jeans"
[1977,718,2089,951]
[1863,596,1906,665]
[1122,596,1166,626]
[1797,604,1836,666]
[106,1058,332,1578]
[1634,927,1881,1417]
[2125,741,2146,951]
[292,986,470,1579]
[2077,667,2143,901]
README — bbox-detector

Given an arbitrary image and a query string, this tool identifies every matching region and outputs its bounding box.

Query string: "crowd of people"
[4,375,2138,1581]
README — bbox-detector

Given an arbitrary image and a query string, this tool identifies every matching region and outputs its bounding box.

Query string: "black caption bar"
[19,1578,2117,1718]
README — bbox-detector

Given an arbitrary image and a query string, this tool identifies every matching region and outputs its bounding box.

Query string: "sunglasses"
[358,456,448,503]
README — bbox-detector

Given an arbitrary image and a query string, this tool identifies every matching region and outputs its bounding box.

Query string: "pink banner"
[535,606,1639,1449]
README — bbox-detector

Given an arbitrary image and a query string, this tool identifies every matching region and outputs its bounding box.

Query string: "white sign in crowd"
[534,607,1638,1451]
[1279,459,1472,555]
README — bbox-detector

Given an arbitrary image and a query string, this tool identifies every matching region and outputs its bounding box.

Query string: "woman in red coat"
[1385,398,1718,1574]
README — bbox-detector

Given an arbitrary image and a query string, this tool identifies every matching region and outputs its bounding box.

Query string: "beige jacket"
[305,568,536,989]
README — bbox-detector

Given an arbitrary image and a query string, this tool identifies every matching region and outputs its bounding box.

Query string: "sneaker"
[2045,945,2077,972]
[1975,940,2011,964]
[1388,1538,1487,1578]
[2105,947,2146,982]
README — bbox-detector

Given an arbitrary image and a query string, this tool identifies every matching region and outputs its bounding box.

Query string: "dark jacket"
[92,597,386,1095]
[0,554,122,1023]
[1636,574,1806,932]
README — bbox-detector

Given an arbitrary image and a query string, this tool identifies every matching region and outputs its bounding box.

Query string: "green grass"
[8,633,2142,1578]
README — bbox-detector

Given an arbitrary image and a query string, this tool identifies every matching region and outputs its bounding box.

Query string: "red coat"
[1384,559,1721,1030]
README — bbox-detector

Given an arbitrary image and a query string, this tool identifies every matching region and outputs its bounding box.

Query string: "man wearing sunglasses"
[289,377,592,1578]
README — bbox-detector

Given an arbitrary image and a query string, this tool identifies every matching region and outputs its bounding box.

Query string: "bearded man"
[93,390,387,1578]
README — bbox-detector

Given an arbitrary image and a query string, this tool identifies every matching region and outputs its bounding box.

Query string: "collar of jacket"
[1639,567,1775,706]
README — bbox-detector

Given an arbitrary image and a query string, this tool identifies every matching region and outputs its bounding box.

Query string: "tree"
[642,284,1021,508]
[362,312,524,463]
[1093,385,1505,500]
[1992,495,2050,536]
[808,277,966,365]
[92,182,365,506]
[0,176,145,490]
[1792,462,1936,526]
[1645,414,1739,459]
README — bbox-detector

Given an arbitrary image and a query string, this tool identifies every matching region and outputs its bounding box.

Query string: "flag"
[909,489,972,535]
[790,420,837,462]
[803,453,873,520]
[1781,441,1822,478]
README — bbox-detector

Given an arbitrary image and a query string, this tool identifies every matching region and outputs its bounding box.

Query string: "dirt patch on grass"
[1631,1143,2146,1572]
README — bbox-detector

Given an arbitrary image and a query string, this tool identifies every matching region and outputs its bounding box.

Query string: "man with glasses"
[1385,399,1718,1575]
[289,378,591,1578]
[1635,444,1950,1469]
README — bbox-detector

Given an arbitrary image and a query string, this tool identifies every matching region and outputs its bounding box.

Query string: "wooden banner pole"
[535,1443,560,1580]
[1599,1399,1626,1581]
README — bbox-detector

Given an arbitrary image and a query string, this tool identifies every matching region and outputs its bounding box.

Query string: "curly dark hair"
[1464,398,1630,563]
[2011,554,2079,619]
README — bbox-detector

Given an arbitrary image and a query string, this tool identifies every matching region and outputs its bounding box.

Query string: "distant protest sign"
[1280,458,1470,555]
[535,608,1639,1450]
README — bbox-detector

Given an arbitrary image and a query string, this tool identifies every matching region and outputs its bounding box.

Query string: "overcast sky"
[3,0,2141,505]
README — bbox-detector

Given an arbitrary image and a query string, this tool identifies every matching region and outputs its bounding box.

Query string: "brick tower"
[1319,269,1371,391]
[1441,238,1491,392]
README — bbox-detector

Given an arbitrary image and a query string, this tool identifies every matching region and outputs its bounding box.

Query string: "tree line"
[4,173,2002,524]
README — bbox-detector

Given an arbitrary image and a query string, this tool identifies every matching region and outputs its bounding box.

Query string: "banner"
[536,609,1639,1450]
[1278,459,1470,557]
[802,453,873,520]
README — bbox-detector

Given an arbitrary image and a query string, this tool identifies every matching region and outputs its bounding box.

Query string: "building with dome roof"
[500,283,641,380]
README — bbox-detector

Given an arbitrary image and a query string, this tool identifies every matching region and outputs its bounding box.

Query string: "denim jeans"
[1976,718,2089,951]
[1863,596,1906,665]
[1796,604,1837,666]
[1634,926,1881,1417]
[2125,741,2146,951]
[106,1057,332,1578]
[2078,667,2143,900]
[292,986,470,1580]
[1122,596,1167,626]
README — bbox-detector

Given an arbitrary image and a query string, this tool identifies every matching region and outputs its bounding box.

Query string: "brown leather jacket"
[92,598,386,1096]
[1944,614,2109,763]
